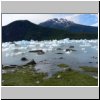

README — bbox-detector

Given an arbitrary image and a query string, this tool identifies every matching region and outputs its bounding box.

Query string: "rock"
[57,48,62,50]
[92,56,97,59]
[39,61,43,63]
[36,80,40,84]
[10,65,17,66]
[89,62,92,63]
[92,76,98,79]
[56,53,63,54]
[21,57,28,61]
[66,49,71,51]
[66,48,76,52]
[2,70,7,74]
[9,69,16,73]
[2,66,15,69]
[59,57,63,59]
[29,50,45,55]
[63,68,67,70]
[67,68,72,71]
[57,75,61,79]
[69,46,74,48]
[25,59,36,65]
[43,62,50,64]
[71,49,77,51]
[2,80,5,83]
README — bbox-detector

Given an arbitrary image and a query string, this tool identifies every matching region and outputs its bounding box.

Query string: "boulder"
[66,48,76,52]
[59,57,63,59]
[69,46,74,48]
[92,56,97,59]
[21,57,28,61]
[57,48,62,50]
[56,53,63,54]
[10,65,17,66]
[29,50,45,55]
[89,62,92,63]
[25,59,36,65]
[66,49,71,51]
[67,68,72,71]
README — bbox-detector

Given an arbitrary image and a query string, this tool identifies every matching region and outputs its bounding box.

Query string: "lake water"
[2,38,98,77]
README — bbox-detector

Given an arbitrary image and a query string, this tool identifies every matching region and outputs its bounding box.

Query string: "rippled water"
[2,39,98,77]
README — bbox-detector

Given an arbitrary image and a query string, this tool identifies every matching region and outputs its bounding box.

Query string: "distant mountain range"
[39,18,98,33]
[2,18,98,42]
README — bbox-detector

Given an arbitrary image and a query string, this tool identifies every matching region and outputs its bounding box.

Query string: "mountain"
[2,19,98,42]
[40,18,75,29]
[2,20,70,42]
[39,18,98,34]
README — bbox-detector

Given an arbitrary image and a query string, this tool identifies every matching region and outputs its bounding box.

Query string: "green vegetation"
[57,64,69,68]
[41,70,98,86]
[2,65,98,86]
[2,66,46,86]
[80,66,98,73]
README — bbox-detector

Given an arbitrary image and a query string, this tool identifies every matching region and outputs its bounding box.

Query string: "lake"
[2,38,98,78]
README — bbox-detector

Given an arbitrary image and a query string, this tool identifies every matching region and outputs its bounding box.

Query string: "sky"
[2,14,98,26]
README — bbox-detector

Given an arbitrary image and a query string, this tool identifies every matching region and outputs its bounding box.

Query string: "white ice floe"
[65,51,72,54]
[2,38,98,57]
[81,48,85,51]
[5,53,10,57]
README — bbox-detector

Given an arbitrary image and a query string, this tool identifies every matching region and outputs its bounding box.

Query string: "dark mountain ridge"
[2,19,98,42]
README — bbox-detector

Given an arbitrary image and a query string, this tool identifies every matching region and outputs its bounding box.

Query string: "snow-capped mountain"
[39,18,98,33]
[48,18,75,26]
[40,18,75,29]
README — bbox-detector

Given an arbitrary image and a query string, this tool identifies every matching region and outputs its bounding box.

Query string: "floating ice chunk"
[2,38,98,58]
[5,53,10,57]
[91,46,97,49]
[2,48,9,52]
[14,52,22,55]
[80,43,91,47]
[81,48,85,51]
[65,51,72,54]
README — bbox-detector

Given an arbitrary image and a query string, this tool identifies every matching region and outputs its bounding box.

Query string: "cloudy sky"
[2,14,98,26]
